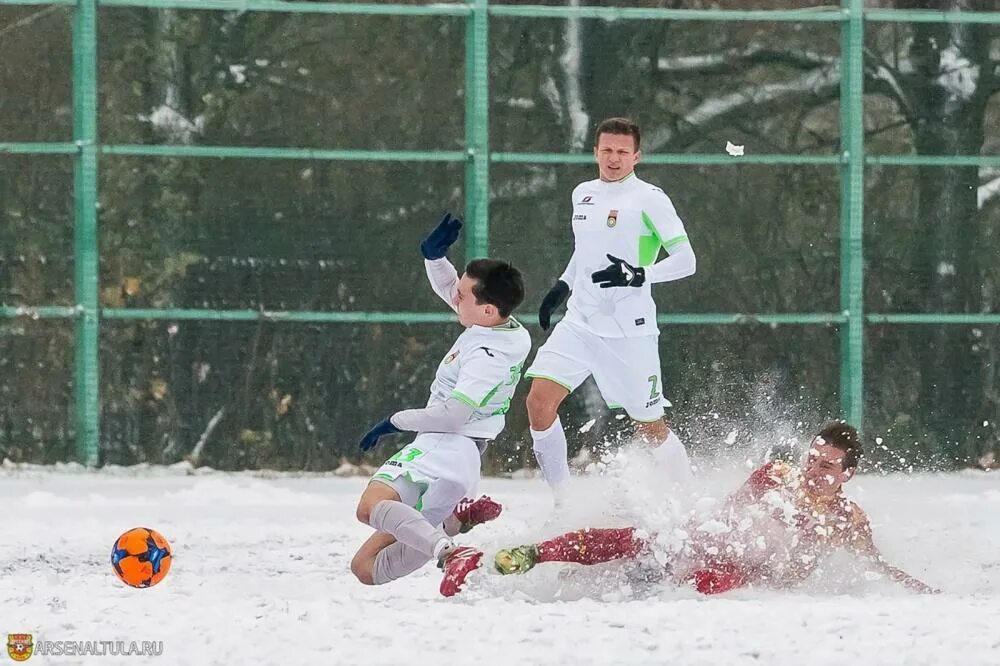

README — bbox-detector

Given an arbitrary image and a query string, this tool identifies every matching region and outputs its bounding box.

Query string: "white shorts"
[371,432,481,527]
[525,320,666,422]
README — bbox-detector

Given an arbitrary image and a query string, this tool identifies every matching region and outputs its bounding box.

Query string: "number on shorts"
[389,447,424,463]
[647,375,660,400]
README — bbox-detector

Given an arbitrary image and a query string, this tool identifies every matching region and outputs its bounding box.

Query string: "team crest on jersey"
[7,634,33,662]
[443,351,459,364]
[607,209,618,227]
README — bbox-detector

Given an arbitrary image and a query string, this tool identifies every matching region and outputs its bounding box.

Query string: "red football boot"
[452,495,503,533]
[439,546,484,597]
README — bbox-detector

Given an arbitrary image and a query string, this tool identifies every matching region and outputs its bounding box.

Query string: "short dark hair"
[594,117,641,152]
[464,259,525,318]
[815,421,863,471]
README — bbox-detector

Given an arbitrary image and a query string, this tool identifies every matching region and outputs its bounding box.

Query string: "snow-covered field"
[2,461,998,665]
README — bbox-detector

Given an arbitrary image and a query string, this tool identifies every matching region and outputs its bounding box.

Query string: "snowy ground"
[2,460,999,666]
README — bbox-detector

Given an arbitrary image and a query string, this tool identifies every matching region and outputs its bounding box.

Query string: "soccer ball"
[110,527,172,588]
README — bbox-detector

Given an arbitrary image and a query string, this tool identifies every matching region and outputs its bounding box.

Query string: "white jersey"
[415,258,531,439]
[560,172,692,338]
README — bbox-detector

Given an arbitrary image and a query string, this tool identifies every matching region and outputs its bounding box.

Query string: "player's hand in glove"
[359,417,402,452]
[538,280,570,331]
[591,254,645,288]
[421,212,463,260]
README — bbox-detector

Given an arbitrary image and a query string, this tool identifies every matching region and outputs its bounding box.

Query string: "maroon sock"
[537,527,647,565]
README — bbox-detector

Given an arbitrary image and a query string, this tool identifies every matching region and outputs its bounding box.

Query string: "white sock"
[531,417,570,491]
[650,429,694,485]
[442,513,462,537]
[372,542,432,585]
[368,500,451,558]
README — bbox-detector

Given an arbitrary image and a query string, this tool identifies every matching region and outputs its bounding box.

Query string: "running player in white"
[351,213,531,597]
[527,117,697,499]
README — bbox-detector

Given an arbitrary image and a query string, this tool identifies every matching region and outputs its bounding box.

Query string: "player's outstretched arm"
[384,346,507,436]
[848,510,941,594]
[644,243,696,284]
[871,556,940,594]
[389,398,475,434]
[421,212,463,310]
[640,193,696,285]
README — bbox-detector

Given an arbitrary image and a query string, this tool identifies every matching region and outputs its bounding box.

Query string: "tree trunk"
[907,4,990,461]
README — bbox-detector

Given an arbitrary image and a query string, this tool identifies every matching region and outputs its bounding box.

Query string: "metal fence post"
[73,0,100,466]
[839,0,865,431]
[465,0,490,261]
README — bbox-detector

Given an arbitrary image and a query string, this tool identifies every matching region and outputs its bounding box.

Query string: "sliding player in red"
[445,422,938,596]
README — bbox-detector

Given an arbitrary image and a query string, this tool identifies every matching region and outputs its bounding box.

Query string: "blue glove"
[359,417,402,452]
[420,212,463,260]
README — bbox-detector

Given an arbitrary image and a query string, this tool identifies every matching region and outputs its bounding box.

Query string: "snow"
[937,45,979,103]
[139,105,202,144]
[937,262,957,276]
[559,0,588,152]
[978,175,1000,210]
[228,64,247,84]
[2,464,998,665]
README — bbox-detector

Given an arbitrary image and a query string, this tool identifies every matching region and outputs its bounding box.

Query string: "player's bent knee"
[526,389,559,428]
[350,553,376,586]
[356,502,374,526]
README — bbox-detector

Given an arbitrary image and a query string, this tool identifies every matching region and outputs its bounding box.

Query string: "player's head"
[802,421,863,498]
[455,259,525,328]
[593,117,641,182]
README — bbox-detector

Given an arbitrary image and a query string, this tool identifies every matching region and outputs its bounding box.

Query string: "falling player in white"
[527,117,698,499]
[351,213,531,597]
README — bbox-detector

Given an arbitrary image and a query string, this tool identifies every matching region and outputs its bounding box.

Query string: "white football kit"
[526,172,695,421]
[373,257,531,525]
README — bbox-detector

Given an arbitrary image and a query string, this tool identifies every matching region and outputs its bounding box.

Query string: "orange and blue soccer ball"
[110,527,172,588]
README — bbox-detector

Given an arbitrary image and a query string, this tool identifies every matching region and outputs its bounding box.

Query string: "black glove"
[538,280,570,331]
[420,212,463,260]
[591,254,645,288]
[359,417,402,452]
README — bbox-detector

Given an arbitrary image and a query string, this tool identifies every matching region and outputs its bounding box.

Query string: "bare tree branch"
[646,65,842,151]
[648,43,836,76]
[979,175,1000,210]
[0,6,62,39]
[863,47,914,120]
[643,44,919,150]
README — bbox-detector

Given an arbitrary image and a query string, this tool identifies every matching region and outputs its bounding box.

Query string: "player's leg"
[592,335,693,485]
[495,527,649,574]
[524,322,592,494]
[413,445,492,596]
[351,531,402,585]
[360,436,464,563]
[526,378,572,491]
[353,491,496,585]
[634,419,692,484]
[352,472,437,585]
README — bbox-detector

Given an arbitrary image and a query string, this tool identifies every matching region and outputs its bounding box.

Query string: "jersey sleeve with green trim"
[639,187,696,284]
[414,318,531,439]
